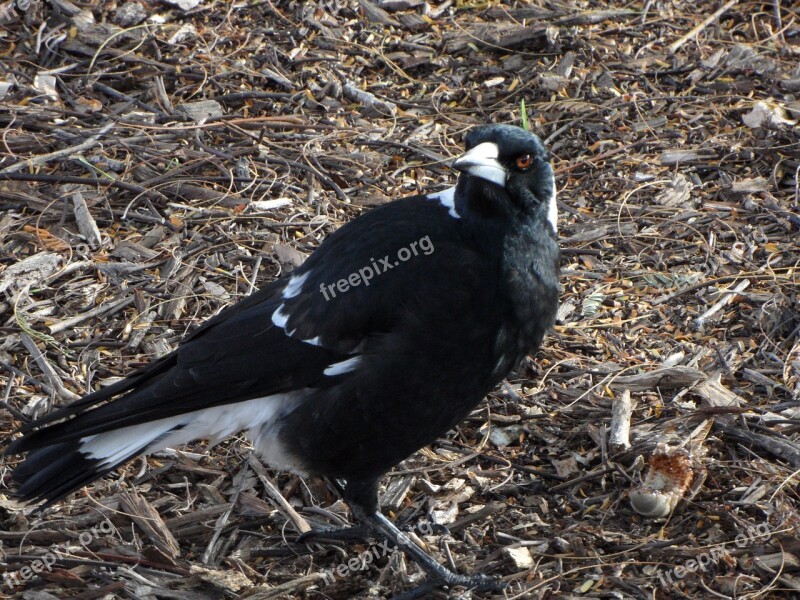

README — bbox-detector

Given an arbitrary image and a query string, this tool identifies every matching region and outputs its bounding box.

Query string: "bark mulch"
[1,1,799,598]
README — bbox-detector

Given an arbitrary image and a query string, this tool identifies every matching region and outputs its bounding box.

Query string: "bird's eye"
[516,154,533,169]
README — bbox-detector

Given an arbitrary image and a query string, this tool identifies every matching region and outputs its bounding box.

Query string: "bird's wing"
[7,193,467,453]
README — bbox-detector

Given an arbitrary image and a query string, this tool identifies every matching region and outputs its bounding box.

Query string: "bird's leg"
[343,479,501,594]
[352,506,500,592]
[297,478,373,544]
[297,522,373,544]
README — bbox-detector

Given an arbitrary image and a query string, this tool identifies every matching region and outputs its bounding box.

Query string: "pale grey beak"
[451,142,506,187]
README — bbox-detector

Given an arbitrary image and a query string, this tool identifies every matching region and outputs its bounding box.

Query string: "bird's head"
[452,124,556,233]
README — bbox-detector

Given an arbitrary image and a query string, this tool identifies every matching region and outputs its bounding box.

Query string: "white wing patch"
[282,272,309,299]
[271,304,290,329]
[323,356,362,376]
[427,186,459,219]
[272,299,325,348]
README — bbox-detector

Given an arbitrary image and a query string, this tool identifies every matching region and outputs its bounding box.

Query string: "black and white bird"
[6,124,560,593]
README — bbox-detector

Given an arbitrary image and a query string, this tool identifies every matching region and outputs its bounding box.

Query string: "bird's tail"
[11,439,133,509]
[9,413,199,508]
[7,395,285,508]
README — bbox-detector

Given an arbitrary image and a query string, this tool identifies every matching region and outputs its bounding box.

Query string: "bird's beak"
[451,142,506,187]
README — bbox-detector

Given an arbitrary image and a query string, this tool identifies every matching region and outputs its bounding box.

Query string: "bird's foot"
[390,571,502,600]
[351,509,503,598]
[297,523,373,545]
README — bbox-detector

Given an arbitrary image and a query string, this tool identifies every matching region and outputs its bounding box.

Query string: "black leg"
[297,478,374,544]
[352,505,500,592]
[342,478,502,595]
[297,522,373,544]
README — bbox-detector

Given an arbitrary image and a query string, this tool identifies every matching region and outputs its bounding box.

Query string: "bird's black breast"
[502,222,561,357]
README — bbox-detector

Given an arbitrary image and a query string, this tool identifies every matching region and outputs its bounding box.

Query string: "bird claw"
[427,567,503,591]
[296,523,373,545]
[447,572,502,590]
[390,572,503,600]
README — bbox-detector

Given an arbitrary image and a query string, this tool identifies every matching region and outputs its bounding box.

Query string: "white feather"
[323,356,361,376]
[427,186,459,219]
[81,393,301,469]
[547,172,558,233]
[271,303,290,329]
[282,272,308,299]
[272,298,321,346]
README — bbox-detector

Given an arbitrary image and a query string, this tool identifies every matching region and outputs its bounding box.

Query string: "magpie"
[5,124,560,594]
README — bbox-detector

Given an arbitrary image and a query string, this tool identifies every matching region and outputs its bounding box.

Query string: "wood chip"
[610,389,635,449]
[71,190,103,248]
[0,252,61,293]
[119,490,181,559]
[176,100,224,123]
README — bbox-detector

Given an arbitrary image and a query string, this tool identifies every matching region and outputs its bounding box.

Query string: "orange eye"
[516,154,533,169]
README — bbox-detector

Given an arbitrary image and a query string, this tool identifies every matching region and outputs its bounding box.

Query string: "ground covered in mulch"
[1,0,799,598]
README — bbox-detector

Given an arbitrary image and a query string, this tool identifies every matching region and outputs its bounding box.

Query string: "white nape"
[81,393,298,468]
[547,170,558,234]
[323,356,362,376]
[427,186,459,219]
[282,272,309,299]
